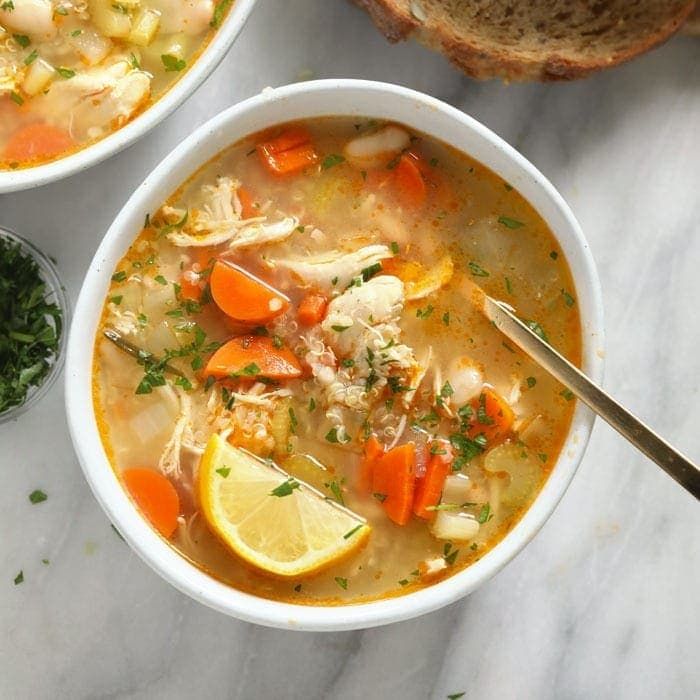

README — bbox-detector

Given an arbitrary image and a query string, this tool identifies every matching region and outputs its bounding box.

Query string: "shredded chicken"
[158,389,198,479]
[272,244,393,291]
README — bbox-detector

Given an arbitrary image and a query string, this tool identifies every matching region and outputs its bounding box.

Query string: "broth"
[93,117,581,604]
[0,0,235,169]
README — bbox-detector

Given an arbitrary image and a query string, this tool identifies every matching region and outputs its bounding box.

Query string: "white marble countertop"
[1,1,699,698]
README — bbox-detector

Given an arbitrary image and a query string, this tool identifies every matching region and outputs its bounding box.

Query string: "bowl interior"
[66,79,604,631]
[0,0,258,194]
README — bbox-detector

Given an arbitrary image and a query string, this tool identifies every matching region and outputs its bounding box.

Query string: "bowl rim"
[0,0,258,194]
[65,79,605,631]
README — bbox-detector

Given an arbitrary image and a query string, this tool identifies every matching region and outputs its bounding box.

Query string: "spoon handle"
[485,297,700,499]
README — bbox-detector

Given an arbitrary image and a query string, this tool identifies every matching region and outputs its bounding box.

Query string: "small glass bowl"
[0,227,70,424]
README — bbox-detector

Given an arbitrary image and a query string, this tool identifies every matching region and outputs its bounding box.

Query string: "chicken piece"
[32,59,151,141]
[228,217,299,250]
[446,356,484,406]
[0,0,56,40]
[149,0,214,35]
[273,244,392,291]
[343,125,410,169]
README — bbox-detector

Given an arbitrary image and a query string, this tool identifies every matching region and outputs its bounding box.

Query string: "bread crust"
[353,0,697,81]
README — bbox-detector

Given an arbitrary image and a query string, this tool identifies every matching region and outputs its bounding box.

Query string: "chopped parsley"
[468,261,489,277]
[549,250,559,260]
[288,406,297,434]
[561,289,575,307]
[109,295,123,305]
[10,91,23,106]
[526,320,549,343]
[334,576,348,590]
[505,276,513,294]
[13,33,30,48]
[308,397,316,412]
[361,262,382,282]
[269,478,300,498]
[111,270,127,282]
[390,241,400,254]
[0,238,63,415]
[161,54,186,72]
[331,324,351,332]
[526,376,537,388]
[1,1,15,10]
[23,49,38,66]
[373,492,387,503]
[321,153,346,169]
[215,466,230,478]
[325,479,345,504]
[498,215,524,229]
[477,502,493,524]
[343,524,363,539]
[154,275,168,285]
[560,388,575,401]
[29,489,47,504]
[325,427,349,444]
[210,0,233,27]
[416,304,433,319]
[56,66,76,79]
[442,311,450,326]
[14,570,24,585]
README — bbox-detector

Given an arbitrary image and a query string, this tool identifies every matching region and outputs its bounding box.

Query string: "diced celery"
[22,58,55,97]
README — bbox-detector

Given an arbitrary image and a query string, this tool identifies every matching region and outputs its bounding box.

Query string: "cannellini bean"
[447,356,483,405]
[1,0,56,39]
[343,125,410,169]
[431,511,480,542]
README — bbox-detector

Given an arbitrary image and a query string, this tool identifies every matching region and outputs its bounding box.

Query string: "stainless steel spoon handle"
[485,297,700,500]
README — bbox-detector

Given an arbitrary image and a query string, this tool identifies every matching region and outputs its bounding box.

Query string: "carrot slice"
[358,435,384,495]
[467,387,515,444]
[372,442,416,525]
[210,260,290,323]
[297,292,328,326]
[4,123,74,163]
[237,186,257,219]
[204,335,302,380]
[393,153,426,208]
[258,127,319,176]
[413,442,453,520]
[122,468,180,538]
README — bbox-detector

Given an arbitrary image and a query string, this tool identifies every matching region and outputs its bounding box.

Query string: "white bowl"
[0,0,258,194]
[65,79,604,631]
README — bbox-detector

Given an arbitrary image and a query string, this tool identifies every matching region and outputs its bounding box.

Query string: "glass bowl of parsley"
[0,227,69,423]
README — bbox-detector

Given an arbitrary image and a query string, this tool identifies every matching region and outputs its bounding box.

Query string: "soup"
[93,117,581,604]
[0,0,234,169]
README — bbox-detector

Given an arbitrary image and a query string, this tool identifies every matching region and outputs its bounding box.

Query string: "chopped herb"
[416,304,433,319]
[385,154,401,170]
[526,320,549,343]
[174,375,193,390]
[42,558,49,565]
[504,183,513,191]
[447,693,466,699]
[210,0,233,27]
[449,433,485,465]
[154,275,167,286]
[111,270,127,282]
[10,91,23,106]
[343,524,363,539]
[56,66,76,79]
[561,289,575,307]
[190,354,203,371]
[325,480,345,504]
[457,404,473,422]
[331,324,351,332]
[237,362,260,377]
[341,358,355,368]
[418,410,439,426]
[216,466,231,478]
[440,381,454,398]
[14,570,24,585]
[161,54,186,72]
[477,502,492,524]
[538,453,548,463]
[293,583,302,592]
[137,313,148,326]
[29,489,47,504]
[498,216,524,229]
[387,376,411,394]
[70,29,82,36]
[526,376,537,388]
[430,443,447,455]
[271,334,283,349]
[505,276,513,294]
[425,503,460,511]
[13,33,30,48]
[468,261,489,277]
[325,427,349,444]
[502,341,515,353]
[442,311,450,326]
[560,388,575,401]
[270,478,300,498]
[373,492,387,503]
[334,576,348,590]
[390,241,400,254]
[23,49,38,65]
[129,52,141,70]
[444,548,459,565]
[476,393,494,425]
[288,407,297,434]
[296,225,305,233]
[470,542,478,551]
[331,276,339,286]
[308,397,316,412]
[322,153,345,169]
[1,1,15,9]
[549,250,559,260]
[429,157,439,167]
[0,238,63,415]
[398,578,409,586]
[361,262,382,282]
[109,295,122,305]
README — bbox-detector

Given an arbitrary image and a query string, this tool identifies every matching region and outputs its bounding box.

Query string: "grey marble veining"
[1,1,699,698]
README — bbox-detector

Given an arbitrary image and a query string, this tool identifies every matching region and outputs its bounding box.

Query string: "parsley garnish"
[560,388,574,401]
[334,576,348,590]
[526,376,536,388]
[468,261,489,277]
[343,524,363,539]
[477,502,492,524]
[270,478,300,497]
[416,304,433,319]
[56,67,76,79]
[526,320,549,343]
[361,262,382,282]
[14,570,24,585]
[442,311,450,326]
[210,0,233,27]
[23,49,38,65]
[325,427,349,444]
[561,289,575,307]
[325,479,345,504]
[10,91,23,106]
[161,54,186,72]
[216,467,230,478]
[321,153,345,169]
[331,324,351,332]
[13,33,30,48]
[498,216,524,229]
[29,489,47,504]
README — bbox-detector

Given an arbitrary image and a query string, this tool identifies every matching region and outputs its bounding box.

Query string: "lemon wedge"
[198,434,371,578]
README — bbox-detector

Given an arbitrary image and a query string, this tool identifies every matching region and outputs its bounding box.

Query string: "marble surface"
[1,1,699,698]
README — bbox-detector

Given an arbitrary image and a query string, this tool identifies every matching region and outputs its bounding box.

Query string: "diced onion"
[442,474,471,504]
[89,0,132,38]
[431,511,479,541]
[21,57,55,96]
[484,442,539,508]
[68,26,113,65]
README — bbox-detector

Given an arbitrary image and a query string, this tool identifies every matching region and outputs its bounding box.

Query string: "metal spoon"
[480,295,700,500]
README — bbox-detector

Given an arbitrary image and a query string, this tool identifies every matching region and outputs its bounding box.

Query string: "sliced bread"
[683,5,700,33]
[354,0,697,81]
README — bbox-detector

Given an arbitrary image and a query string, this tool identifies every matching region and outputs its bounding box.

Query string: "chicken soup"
[94,118,581,604]
[0,0,235,169]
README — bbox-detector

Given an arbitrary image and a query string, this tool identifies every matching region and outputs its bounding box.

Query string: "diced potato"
[22,58,55,97]
[89,0,132,39]
[431,511,479,541]
[128,8,161,47]
[68,27,113,66]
